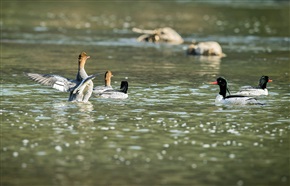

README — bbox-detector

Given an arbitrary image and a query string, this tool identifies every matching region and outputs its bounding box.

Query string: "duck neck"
[77,59,88,80]
[105,78,111,87]
[219,85,227,99]
[258,81,267,89]
[78,59,86,70]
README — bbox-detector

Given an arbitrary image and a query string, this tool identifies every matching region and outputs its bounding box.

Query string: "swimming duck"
[210,77,262,105]
[26,52,94,102]
[98,81,128,99]
[236,76,272,96]
[187,41,226,56]
[70,74,98,101]
[132,27,184,44]
[93,70,114,94]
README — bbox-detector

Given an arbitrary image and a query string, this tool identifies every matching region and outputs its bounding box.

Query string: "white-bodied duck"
[26,52,95,102]
[236,76,272,96]
[210,77,262,105]
[93,70,114,94]
[98,81,128,99]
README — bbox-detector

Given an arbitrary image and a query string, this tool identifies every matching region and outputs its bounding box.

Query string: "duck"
[69,74,98,101]
[210,77,263,105]
[236,76,272,96]
[93,70,114,94]
[187,41,226,56]
[98,81,128,99]
[26,52,94,102]
[132,27,184,45]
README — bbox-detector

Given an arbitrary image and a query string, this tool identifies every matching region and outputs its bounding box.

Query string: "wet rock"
[132,27,184,45]
[187,41,226,57]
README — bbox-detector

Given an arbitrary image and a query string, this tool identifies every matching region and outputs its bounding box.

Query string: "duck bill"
[268,79,273,82]
[210,81,218,85]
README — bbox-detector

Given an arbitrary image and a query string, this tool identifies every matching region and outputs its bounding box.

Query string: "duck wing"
[26,73,77,92]
[72,74,97,94]
[93,86,113,94]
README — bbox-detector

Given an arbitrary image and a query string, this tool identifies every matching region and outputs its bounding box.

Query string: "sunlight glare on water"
[1,1,289,186]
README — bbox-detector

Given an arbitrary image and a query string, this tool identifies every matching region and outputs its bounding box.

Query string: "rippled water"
[1,1,289,186]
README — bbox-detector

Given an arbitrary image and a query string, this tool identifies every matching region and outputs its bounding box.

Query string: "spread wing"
[72,74,96,94]
[93,86,113,94]
[26,73,77,92]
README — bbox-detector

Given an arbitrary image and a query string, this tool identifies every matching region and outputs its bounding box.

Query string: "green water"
[1,1,289,186]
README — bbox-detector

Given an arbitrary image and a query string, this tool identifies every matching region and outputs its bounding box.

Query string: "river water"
[1,1,289,186]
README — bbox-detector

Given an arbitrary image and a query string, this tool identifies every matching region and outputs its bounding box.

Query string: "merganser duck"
[210,77,263,105]
[187,41,226,57]
[93,70,114,94]
[98,81,128,99]
[26,52,94,102]
[70,74,98,101]
[132,27,184,45]
[236,76,272,96]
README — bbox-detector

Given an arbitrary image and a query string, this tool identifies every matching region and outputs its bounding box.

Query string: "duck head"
[210,77,231,98]
[259,76,272,89]
[104,71,113,86]
[78,52,90,68]
[120,81,128,94]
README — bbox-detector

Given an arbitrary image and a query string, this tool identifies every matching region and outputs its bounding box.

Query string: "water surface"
[1,1,289,186]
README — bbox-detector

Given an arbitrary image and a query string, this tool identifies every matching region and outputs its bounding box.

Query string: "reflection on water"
[1,1,289,186]
[51,101,95,125]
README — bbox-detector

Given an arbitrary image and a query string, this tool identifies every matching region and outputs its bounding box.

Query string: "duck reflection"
[51,101,95,125]
[187,55,222,76]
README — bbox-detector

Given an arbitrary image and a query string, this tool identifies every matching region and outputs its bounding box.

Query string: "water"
[1,1,289,186]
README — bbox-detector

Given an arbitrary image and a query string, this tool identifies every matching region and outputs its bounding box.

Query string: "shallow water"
[1,1,290,186]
